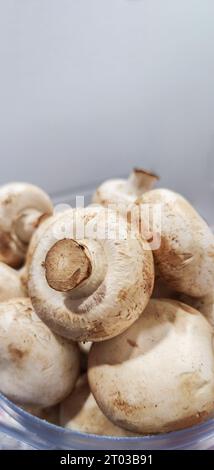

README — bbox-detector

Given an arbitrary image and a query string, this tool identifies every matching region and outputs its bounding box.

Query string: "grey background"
[0,1,213,220]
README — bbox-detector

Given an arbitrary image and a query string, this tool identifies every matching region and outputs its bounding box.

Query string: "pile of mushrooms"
[0,174,214,436]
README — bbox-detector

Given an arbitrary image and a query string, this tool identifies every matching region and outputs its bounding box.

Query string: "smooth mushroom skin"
[60,374,138,436]
[88,299,214,434]
[28,206,154,342]
[0,298,80,408]
[178,293,214,329]
[0,262,27,301]
[139,189,214,297]
[92,168,159,210]
[0,183,53,268]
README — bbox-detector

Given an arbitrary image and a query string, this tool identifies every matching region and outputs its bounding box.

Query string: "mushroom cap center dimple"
[45,239,92,292]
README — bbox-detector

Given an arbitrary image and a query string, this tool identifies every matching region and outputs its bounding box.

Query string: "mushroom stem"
[14,209,43,244]
[128,168,159,194]
[45,239,92,292]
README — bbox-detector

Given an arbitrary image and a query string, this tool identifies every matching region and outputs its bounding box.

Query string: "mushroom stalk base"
[45,239,92,292]
[128,168,159,194]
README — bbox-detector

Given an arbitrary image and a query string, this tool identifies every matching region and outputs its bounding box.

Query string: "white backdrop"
[0,1,214,220]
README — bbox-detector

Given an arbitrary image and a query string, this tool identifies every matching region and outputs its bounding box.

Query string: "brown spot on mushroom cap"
[113,392,138,416]
[118,288,128,301]
[8,345,28,363]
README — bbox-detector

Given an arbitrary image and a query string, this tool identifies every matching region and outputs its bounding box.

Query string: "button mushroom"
[92,168,159,209]
[0,183,53,268]
[88,299,214,434]
[0,262,27,301]
[0,297,80,408]
[28,206,154,342]
[60,374,138,436]
[139,189,214,297]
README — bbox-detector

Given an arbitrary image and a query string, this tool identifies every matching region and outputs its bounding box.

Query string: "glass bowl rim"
[1,392,214,445]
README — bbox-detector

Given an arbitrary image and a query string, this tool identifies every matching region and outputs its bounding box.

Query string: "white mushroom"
[0,297,80,408]
[60,374,138,436]
[139,189,214,297]
[92,168,159,209]
[0,262,27,301]
[28,206,154,342]
[0,183,53,268]
[88,299,214,434]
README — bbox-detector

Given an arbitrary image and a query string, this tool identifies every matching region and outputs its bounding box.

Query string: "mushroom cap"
[0,183,53,268]
[88,299,214,434]
[0,297,80,408]
[28,206,154,341]
[0,262,27,301]
[60,374,138,436]
[93,178,136,207]
[92,168,158,210]
[140,188,214,297]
